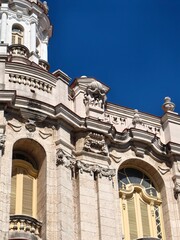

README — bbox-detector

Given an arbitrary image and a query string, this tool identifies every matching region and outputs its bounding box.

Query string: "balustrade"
[8,44,30,59]
[9,215,42,238]
[9,73,53,93]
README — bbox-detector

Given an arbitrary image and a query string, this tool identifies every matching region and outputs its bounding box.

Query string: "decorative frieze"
[56,149,115,180]
[84,132,108,156]
[103,113,126,125]
[9,73,53,93]
[76,160,115,180]
[103,112,160,135]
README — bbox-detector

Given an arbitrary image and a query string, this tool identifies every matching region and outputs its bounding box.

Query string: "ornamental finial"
[162,96,175,113]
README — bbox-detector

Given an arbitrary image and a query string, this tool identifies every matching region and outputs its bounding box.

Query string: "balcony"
[8,44,30,59]
[9,214,42,240]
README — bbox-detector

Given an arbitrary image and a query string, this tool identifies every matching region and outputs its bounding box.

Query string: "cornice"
[161,112,180,125]
[2,92,180,162]
[52,69,71,85]
[106,102,161,124]
[85,117,112,134]
[0,90,16,104]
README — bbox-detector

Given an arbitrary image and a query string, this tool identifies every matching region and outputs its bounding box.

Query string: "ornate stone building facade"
[0,0,180,240]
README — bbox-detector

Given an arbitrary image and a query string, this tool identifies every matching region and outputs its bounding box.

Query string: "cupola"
[0,0,52,68]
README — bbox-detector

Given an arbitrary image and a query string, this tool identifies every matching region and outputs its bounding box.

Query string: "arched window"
[10,154,38,218]
[118,168,165,240]
[12,24,24,45]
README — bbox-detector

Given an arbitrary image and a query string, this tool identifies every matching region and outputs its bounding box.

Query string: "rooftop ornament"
[162,96,175,113]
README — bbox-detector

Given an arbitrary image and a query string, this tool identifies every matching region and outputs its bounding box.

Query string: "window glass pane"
[119,168,157,196]
[126,168,143,184]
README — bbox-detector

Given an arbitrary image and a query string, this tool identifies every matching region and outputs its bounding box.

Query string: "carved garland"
[56,148,115,180]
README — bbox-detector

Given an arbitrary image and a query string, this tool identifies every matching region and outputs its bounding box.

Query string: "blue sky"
[47,0,180,116]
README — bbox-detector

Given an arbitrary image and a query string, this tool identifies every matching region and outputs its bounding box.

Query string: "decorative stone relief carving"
[109,153,122,163]
[76,160,96,175]
[174,182,180,199]
[56,151,115,180]
[76,161,116,180]
[0,134,6,148]
[25,119,36,132]
[8,121,22,132]
[84,81,107,109]
[39,130,52,139]
[56,148,75,169]
[162,96,175,113]
[103,113,126,126]
[158,166,170,175]
[83,132,108,156]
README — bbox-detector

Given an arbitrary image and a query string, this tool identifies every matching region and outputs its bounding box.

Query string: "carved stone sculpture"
[84,81,107,109]
[84,132,108,156]
[132,109,142,126]
[174,182,180,199]
[25,119,36,132]
[56,148,75,169]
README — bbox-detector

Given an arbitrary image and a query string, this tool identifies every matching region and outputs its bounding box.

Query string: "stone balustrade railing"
[39,59,50,71]
[9,214,42,238]
[9,73,53,93]
[8,44,30,59]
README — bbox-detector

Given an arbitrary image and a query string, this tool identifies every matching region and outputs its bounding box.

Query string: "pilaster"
[77,167,99,240]
[56,149,75,240]
[97,176,117,240]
